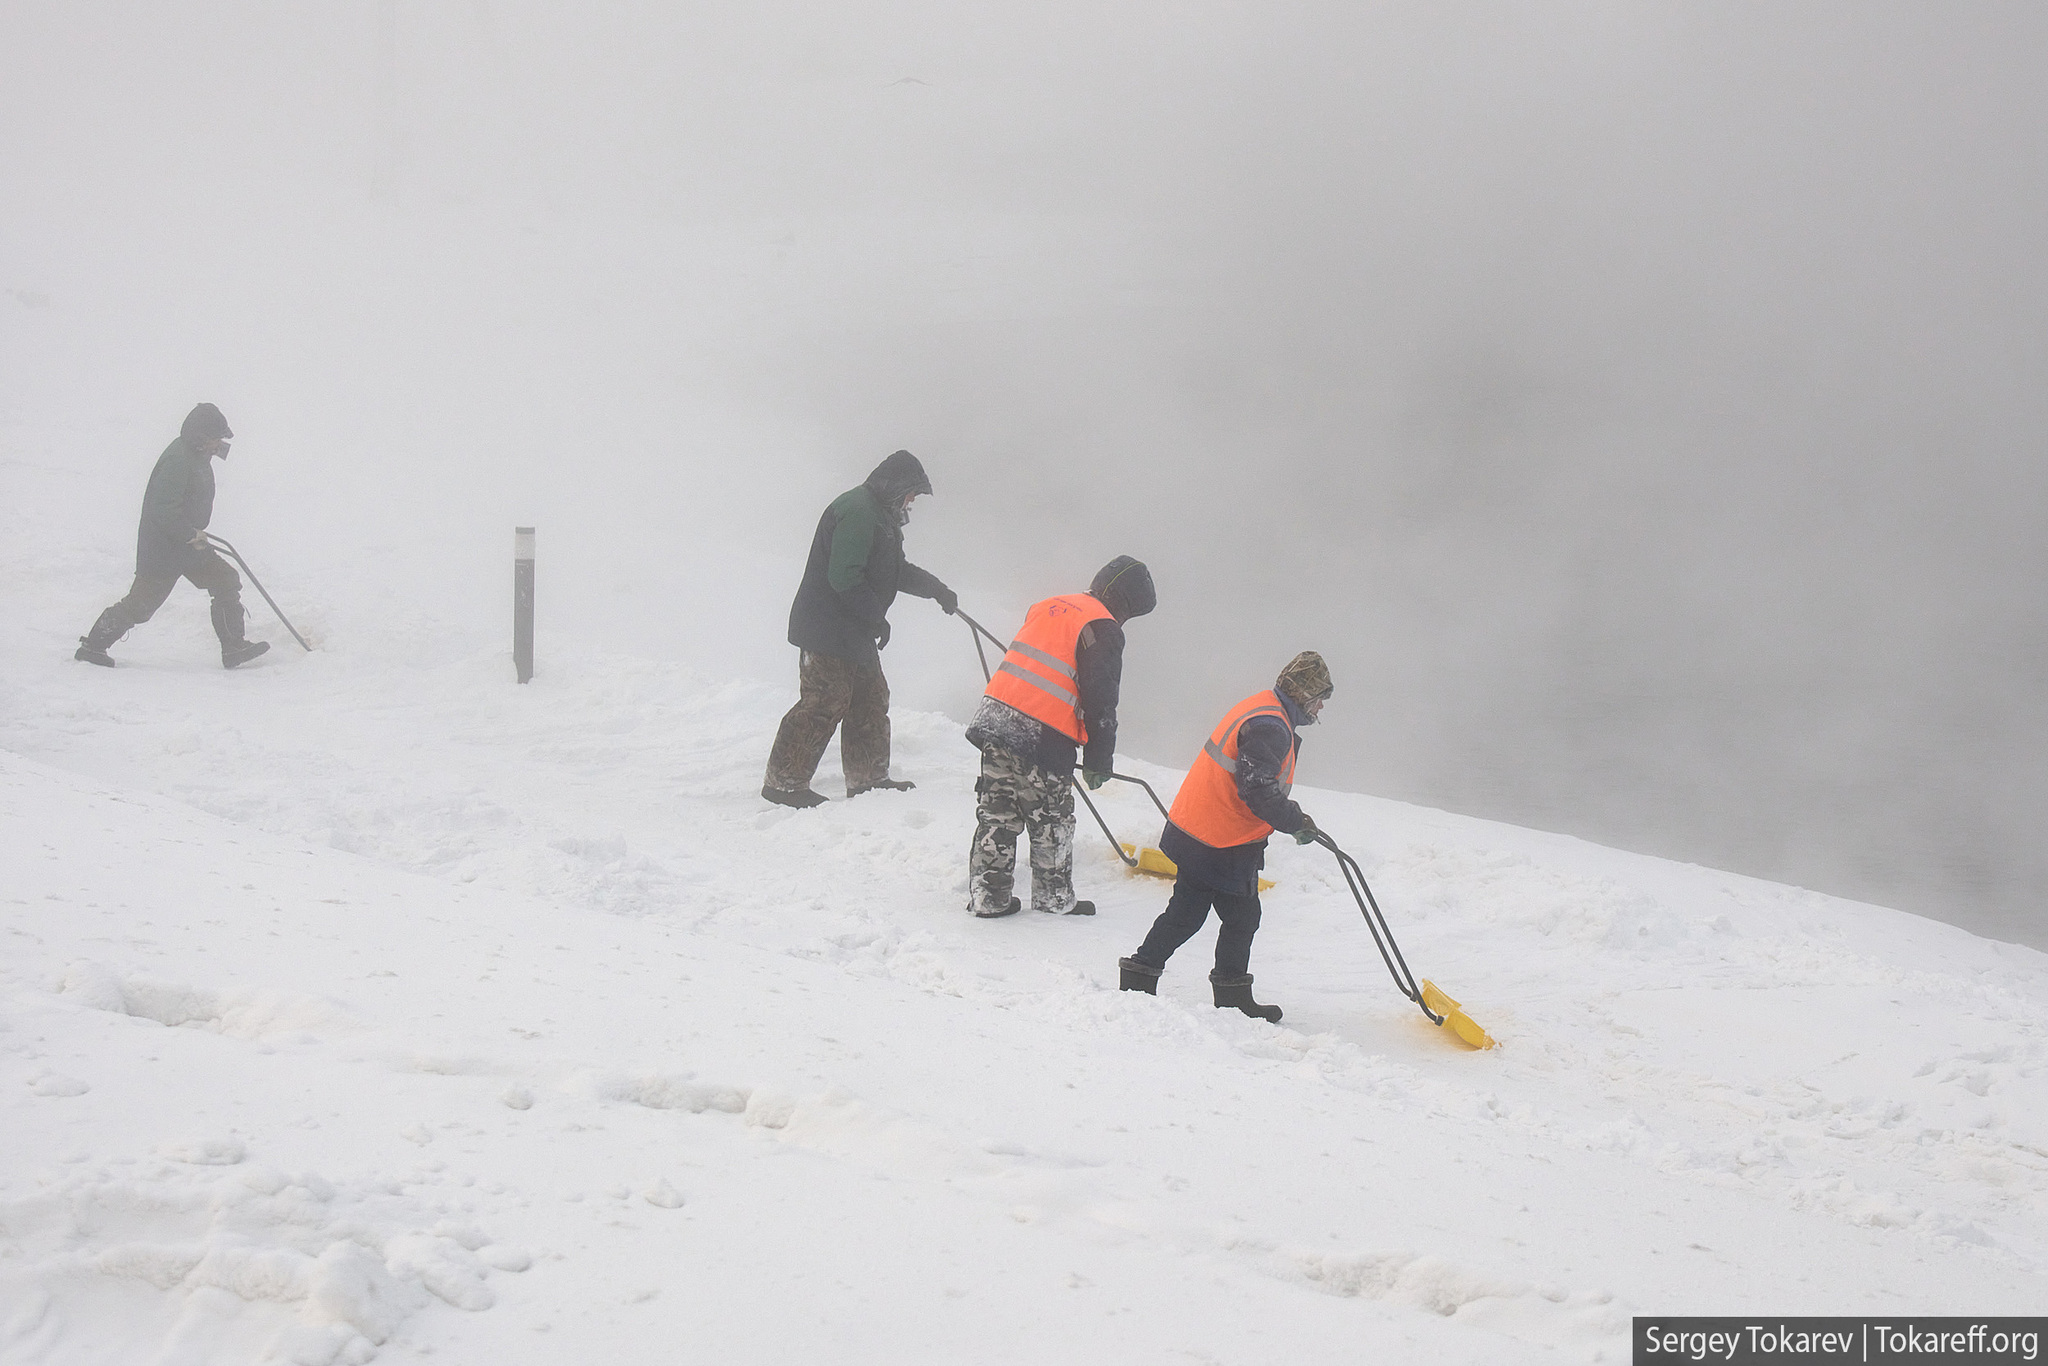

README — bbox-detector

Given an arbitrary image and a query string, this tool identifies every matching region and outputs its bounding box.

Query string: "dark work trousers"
[92,549,247,647]
[764,649,892,796]
[1130,879,1264,979]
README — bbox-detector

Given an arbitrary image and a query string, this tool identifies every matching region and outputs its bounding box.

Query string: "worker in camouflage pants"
[969,745,1078,917]
[961,556,1156,917]
[763,650,893,797]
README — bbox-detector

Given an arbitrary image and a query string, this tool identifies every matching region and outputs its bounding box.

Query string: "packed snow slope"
[4,468,2047,1364]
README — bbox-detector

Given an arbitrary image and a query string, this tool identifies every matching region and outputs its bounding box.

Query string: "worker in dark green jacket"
[763,450,956,808]
[74,403,269,670]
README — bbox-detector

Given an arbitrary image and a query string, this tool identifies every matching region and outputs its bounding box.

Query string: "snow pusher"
[203,533,311,652]
[1310,830,1493,1049]
[957,608,1170,875]
[1108,772,1274,893]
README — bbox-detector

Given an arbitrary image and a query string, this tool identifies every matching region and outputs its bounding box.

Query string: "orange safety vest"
[1168,689,1298,848]
[983,594,1115,743]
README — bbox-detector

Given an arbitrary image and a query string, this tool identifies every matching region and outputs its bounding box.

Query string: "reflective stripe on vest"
[982,593,1114,743]
[1168,689,1298,849]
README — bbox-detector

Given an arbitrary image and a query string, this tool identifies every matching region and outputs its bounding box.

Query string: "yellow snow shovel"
[1108,774,1274,890]
[1116,841,1277,892]
[1310,830,1494,1049]
[1420,981,1494,1050]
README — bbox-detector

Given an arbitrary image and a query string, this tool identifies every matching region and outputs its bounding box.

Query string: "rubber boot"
[211,594,247,649]
[1210,972,1282,1022]
[75,606,128,667]
[1118,957,1161,994]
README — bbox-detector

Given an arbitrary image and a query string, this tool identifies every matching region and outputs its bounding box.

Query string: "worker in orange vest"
[1118,651,1332,1020]
[963,556,1156,917]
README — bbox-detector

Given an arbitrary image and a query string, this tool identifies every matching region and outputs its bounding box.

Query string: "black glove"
[934,583,959,615]
[875,620,892,651]
[1292,813,1318,845]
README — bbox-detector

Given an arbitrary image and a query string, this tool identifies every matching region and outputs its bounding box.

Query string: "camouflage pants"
[968,745,1078,915]
[764,650,892,796]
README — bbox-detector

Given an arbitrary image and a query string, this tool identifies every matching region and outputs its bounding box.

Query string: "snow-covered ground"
[3,449,2045,1365]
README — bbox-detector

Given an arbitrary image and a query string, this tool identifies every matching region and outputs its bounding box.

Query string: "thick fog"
[4,3,2044,947]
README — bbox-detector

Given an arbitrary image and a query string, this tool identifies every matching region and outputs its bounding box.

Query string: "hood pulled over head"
[1090,555,1156,623]
[181,403,232,446]
[1275,650,1333,712]
[864,449,932,507]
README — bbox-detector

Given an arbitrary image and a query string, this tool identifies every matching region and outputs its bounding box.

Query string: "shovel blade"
[1420,979,1495,1050]
[1121,843,1275,893]
[1121,841,1179,879]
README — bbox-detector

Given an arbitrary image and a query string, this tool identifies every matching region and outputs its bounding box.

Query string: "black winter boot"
[973,897,1022,919]
[762,785,828,809]
[1118,957,1161,994]
[211,596,248,651]
[1210,972,1282,1022]
[75,607,128,666]
[222,639,271,669]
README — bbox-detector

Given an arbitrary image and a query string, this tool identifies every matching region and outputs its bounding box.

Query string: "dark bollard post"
[514,526,535,683]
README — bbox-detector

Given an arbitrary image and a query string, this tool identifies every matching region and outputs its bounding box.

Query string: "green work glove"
[1292,814,1318,845]
[1082,768,1110,790]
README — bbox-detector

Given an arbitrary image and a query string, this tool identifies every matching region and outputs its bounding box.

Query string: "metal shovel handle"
[1310,830,1443,1025]
[203,533,312,652]
[1076,780,1141,867]
[955,607,1008,681]
[1106,772,1172,821]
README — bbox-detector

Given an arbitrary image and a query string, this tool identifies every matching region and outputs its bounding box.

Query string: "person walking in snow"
[763,449,958,808]
[73,403,270,670]
[964,556,1157,918]
[1118,650,1334,1021]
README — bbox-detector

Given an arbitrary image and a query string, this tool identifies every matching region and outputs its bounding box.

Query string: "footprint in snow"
[158,1137,246,1165]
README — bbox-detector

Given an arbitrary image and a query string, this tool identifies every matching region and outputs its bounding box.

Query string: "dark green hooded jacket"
[786,450,945,665]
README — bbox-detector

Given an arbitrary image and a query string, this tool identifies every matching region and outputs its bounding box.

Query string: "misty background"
[3,3,2043,947]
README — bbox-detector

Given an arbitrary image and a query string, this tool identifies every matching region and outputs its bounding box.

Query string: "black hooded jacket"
[786,451,946,665]
[134,404,234,577]
[135,439,215,577]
